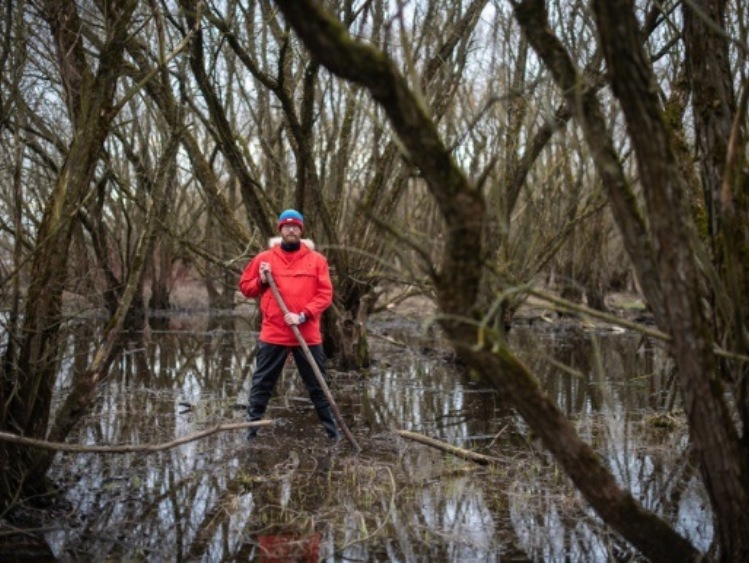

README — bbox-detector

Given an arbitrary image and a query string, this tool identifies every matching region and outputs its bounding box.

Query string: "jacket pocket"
[260,293,279,322]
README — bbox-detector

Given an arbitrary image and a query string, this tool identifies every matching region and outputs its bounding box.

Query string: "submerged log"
[395,430,503,466]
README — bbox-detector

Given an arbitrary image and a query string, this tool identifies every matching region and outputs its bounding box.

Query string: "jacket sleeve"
[238,255,266,298]
[302,254,333,320]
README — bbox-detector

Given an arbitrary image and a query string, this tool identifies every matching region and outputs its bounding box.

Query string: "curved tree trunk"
[272,1,709,560]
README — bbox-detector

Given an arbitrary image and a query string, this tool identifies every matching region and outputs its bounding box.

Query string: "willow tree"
[162,0,493,368]
[0,0,144,512]
[271,0,748,560]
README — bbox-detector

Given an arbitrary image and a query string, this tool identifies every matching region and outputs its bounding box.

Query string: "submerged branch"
[395,430,503,466]
[0,421,270,454]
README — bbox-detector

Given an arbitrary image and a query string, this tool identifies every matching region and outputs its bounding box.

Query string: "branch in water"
[0,421,271,454]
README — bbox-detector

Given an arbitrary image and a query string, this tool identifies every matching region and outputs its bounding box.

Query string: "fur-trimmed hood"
[268,236,315,250]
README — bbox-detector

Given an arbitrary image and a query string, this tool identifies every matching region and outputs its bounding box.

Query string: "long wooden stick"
[0,421,271,454]
[266,272,361,452]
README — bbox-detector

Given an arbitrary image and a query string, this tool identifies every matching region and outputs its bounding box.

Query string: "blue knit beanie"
[277,209,304,231]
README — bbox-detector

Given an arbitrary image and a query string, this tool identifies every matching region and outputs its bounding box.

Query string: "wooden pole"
[266,272,361,452]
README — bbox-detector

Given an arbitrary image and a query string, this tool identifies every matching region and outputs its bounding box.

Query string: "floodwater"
[20,311,712,560]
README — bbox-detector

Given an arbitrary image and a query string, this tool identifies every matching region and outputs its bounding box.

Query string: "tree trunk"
[591,1,749,558]
[0,0,137,511]
[273,1,705,560]
[323,291,374,370]
[684,0,749,439]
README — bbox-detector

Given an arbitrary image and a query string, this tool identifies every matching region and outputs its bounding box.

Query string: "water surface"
[37,311,709,561]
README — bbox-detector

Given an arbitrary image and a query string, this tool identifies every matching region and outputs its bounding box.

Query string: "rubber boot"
[245,423,259,442]
[315,406,340,442]
[246,403,265,441]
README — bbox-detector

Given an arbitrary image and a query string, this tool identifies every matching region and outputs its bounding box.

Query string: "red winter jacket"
[238,239,333,346]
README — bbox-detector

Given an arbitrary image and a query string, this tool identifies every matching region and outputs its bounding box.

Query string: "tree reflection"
[40,315,708,560]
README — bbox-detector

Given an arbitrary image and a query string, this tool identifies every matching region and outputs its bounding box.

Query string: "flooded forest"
[1,1,748,561]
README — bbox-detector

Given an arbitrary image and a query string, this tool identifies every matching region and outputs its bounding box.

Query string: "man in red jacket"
[238,209,338,441]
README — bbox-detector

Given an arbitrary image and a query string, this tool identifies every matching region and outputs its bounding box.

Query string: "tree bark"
[0,0,138,511]
[591,0,749,559]
[683,0,736,248]
[684,0,749,437]
[271,1,702,560]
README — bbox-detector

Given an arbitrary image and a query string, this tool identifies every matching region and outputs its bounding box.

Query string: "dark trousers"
[247,342,338,438]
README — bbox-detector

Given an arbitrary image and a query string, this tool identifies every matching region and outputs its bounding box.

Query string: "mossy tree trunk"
[0,0,138,512]
[684,0,749,444]
[185,0,491,370]
[271,0,746,559]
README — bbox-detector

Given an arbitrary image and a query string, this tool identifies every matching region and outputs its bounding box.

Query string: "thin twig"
[486,424,508,451]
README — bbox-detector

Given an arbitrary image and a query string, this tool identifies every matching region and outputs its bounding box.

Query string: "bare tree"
[269,0,748,559]
[0,0,142,510]
[168,0,497,368]
[0,3,744,558]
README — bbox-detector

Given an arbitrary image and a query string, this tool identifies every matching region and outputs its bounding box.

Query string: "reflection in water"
[40,313,711,561]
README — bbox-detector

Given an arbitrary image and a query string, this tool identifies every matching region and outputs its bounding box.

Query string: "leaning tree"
[272,0,749,560]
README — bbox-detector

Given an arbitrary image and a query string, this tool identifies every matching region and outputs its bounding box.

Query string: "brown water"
[34,311,710,561]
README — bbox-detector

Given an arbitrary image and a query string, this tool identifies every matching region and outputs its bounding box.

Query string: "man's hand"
[284,312,303,326]
[259,262,271,283]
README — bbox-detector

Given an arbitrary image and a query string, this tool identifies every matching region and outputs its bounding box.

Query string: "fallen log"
[395,429,503,466]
